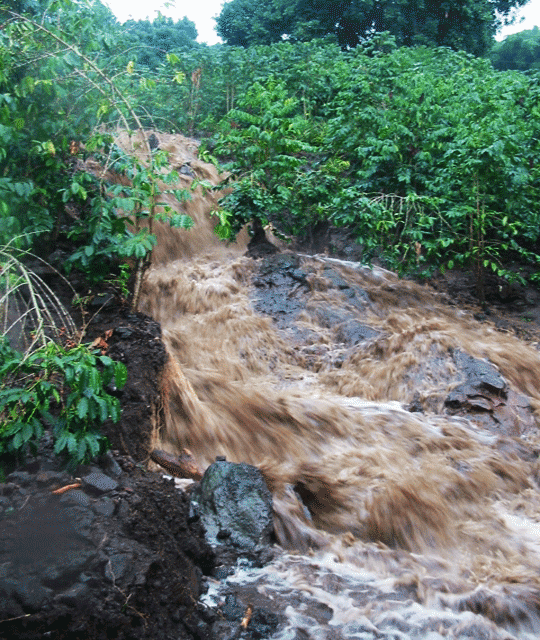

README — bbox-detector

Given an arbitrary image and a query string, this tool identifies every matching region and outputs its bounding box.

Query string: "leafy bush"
[212,45,540,294]
[326,46,540,281]
[211,79,326,237]
[0,338,127,468]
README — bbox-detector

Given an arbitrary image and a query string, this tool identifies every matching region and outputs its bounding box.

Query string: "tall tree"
[490,26,540,71]
[216,0,530,54]
[124,14,198,69]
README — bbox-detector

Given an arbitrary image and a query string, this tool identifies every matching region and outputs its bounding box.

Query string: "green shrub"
[0,338,127,468]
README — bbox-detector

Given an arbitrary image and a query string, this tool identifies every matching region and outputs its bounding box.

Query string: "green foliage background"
[490,26,540,72]
[216,0,529,54]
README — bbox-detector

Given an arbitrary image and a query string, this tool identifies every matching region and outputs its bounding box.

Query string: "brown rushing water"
[132,132,540,640]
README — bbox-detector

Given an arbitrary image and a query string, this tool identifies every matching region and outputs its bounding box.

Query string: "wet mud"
[0,309,215,640]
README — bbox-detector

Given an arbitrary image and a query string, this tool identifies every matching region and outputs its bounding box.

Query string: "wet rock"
[0,440,214,640]
[55,580,90,605]
[148,133,160,150]
[35,470,68,486]
[222,593,244,621]
[444,349,535,436]
[247,219,279,258]
[248,608,281,638]
[450,350,506,396]
[88,293,114,309]
[0,483,18,496]
[191,460,273,551]
[334,320,380,346]
[308,305,352,329]
[60,488,93,508]
[98,452,123,477]
[0,495,95,613]
[251,254,309,329]
[257,253,302,282]
[179,163,195,177]
[307,304,379,347]
[81,471,119,495]
[93,498,116,517]
[321,266,354,290]
[6,471,32,486]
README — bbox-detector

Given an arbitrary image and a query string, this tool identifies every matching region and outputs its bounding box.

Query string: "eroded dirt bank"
[0,311,216,640]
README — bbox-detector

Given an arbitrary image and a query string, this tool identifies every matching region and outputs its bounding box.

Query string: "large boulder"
[191,459,273,551]
[444,349,535,437]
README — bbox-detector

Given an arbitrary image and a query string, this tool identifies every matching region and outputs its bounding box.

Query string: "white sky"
[104,0,540,46]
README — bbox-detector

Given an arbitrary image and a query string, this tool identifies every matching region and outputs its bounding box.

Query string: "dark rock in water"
[444,349,535,437]
[307,304,379,347]
[248,608,281,639]
[251,254,309,334]
[81,471,119,495]
[191,460,273,551]
[222,593,244,621]
[179,163,195,177]
[451,350,506,395]
[148,133,160,151]
[335,319,380,346]
[308,304,351,329]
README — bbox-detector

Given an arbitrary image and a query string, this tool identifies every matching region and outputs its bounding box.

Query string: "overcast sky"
[104,0,540,46]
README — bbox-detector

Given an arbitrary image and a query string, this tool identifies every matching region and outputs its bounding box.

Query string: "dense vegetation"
[207,37,540,296]
[1,0,539,467]
[490,26,540,71]
[216,0,529,54]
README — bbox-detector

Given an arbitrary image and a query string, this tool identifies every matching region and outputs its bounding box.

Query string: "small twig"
[52,481,82,495]
[0,613,32,624]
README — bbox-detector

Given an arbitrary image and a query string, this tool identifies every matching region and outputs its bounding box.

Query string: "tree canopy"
[216,0,530,53]
[124,15,199,69]
[490,26,540,71]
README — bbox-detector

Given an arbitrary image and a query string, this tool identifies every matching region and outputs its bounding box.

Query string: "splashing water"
[135,134,540,639]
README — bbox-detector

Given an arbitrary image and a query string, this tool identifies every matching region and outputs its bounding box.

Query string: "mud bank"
[0,310,216,640]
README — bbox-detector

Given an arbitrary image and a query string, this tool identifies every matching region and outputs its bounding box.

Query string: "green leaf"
[109,398,121,423]
[86,434,100,458]
[77,437,88,462]
[67,433,78,454]
[115,363,128,389]
[12,431,23,449]
[96,397,108,422]
[77,396,89,420]
[54,432,69,454]
[21,421,35,443]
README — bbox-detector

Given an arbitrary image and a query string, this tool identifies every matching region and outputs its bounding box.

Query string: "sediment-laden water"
[133,133,540,640]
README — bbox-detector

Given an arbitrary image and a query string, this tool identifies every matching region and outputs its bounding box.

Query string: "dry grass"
[0,242,77,355]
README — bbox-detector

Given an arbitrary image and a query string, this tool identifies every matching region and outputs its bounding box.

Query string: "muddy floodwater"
[131,132,540,640]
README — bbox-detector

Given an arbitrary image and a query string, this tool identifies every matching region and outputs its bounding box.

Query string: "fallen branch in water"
[241,604,253,629]
[150,448,203,481]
